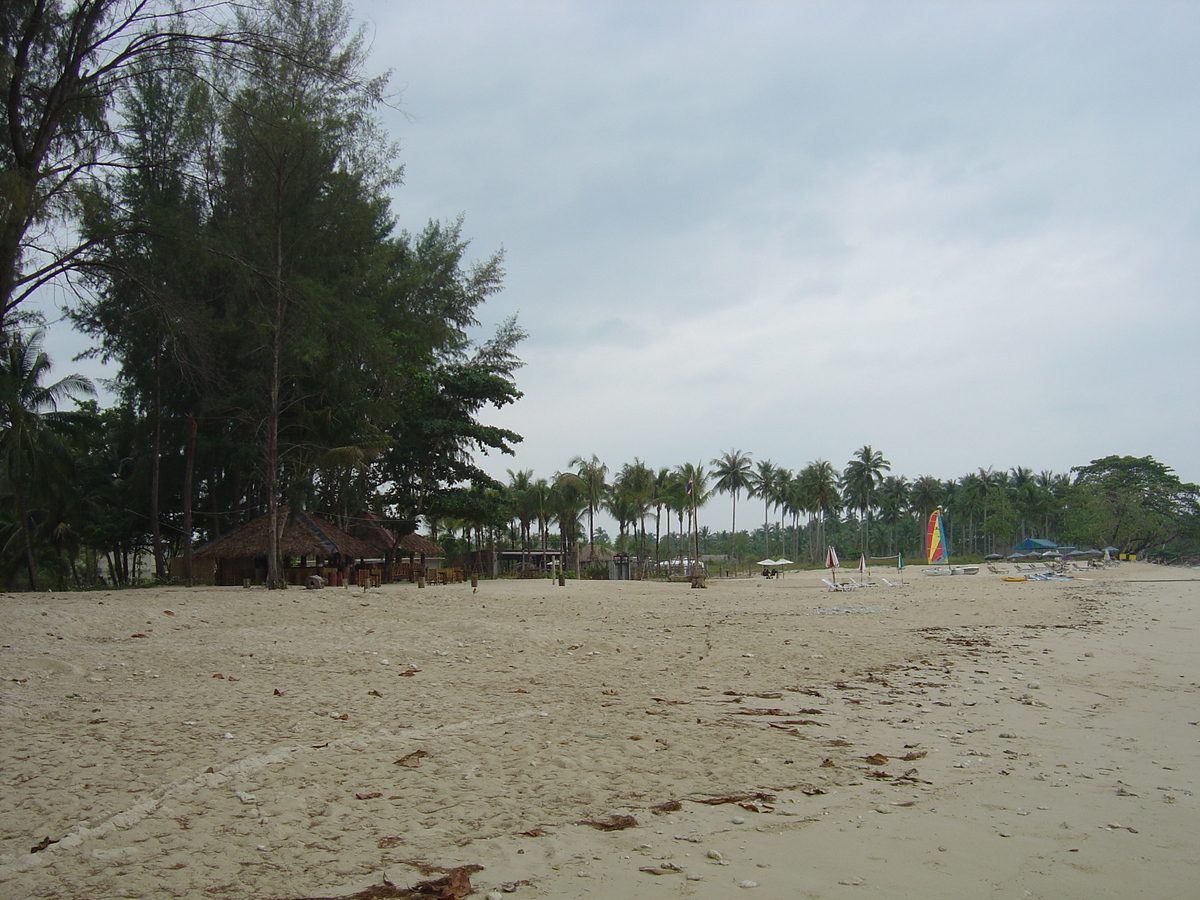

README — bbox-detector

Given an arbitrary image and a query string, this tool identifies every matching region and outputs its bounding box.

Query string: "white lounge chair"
[822,578,854,592]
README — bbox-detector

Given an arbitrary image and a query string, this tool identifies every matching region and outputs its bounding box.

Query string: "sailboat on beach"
[923,508,979,576]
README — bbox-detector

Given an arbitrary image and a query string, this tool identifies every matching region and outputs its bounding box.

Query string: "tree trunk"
[150,349,165,581]
[182,413,198,586]
[16,489,40,591]
[266,228,286,589]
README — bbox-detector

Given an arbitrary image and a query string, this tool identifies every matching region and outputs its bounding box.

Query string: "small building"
[194,509,376,586]
[346,512,444,581]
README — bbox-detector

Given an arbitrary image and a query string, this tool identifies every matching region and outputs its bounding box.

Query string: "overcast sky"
[40,1,1200,527]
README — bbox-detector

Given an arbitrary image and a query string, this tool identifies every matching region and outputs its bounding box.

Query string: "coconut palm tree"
[750,459,781,557]
[529,477,553,554]
[551,472,585,573]
[710,448,753,564]
[675,461,708,569]
[604,480,639,552]
[614,458,654,571]
[877,475,911,555]
[506,468,537,557]
[842,445,890,560]
[0,330,95,590]
[568,454,608,560]
[800,459,840,562]
[910,475,943,557]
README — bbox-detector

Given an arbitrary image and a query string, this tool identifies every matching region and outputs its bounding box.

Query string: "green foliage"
[1065,455,1199,555]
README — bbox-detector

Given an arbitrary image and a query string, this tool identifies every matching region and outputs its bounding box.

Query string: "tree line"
[1,1,524,590]
[439,450,1200,575]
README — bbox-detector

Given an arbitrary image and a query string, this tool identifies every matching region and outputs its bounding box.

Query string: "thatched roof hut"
[195,510,375,584]
[347,512,443,558]
[396,532,443,556]
[196,509,374,560]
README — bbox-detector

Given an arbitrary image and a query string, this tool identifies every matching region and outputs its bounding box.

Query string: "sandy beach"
[1,562,1197,899]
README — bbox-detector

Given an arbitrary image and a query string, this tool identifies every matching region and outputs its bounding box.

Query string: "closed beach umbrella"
[826,547,839,568]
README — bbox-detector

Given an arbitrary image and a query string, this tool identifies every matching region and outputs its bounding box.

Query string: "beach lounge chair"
[882,577,904,587]
[822,578,854,592]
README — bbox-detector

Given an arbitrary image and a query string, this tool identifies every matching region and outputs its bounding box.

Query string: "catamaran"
[923,508,979,575]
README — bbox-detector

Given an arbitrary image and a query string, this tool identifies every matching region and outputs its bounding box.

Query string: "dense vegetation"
[1,1,523,589]
[2,4,1197,589]
[444,451,1199,576]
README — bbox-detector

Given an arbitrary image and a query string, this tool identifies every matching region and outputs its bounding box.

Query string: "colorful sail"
[927,509,948,564]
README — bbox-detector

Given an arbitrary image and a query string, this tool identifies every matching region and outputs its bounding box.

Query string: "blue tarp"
[1014,538,1058,551]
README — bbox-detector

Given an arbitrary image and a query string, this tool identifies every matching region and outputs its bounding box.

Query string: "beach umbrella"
[775,558,793,566]
[757,559,777,567]
[1042,550,1062,558]
[825,546,839,584]
[1006,553,1023,560]
[859,554,867,578]
[985,553,1003,560]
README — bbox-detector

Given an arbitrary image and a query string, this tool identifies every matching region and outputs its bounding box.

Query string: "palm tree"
[957,471,985,555]
[615,458,654,571]
[842,445,890,560]
[530,477,553,554]
[604,481,639,552]
[800,459,840,562]
[551,472,585,573]
[676,461,708,570]
[750,459,780,557]
[506,468,536,558]
[710,449,753,564]
[568,454,608,559]
[0,330,95,590]
[651,465,673,565]
[767,466,793,559]
[910,475,943,558]
[877,475,911,554]
[1009,466,1036,543]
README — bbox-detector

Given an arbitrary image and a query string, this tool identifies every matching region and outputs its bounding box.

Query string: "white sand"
[1,562,1197,898]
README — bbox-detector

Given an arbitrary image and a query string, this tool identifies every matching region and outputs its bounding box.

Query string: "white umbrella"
[757,558,778,567]
[825,547,839,568]
[775,558,793,566]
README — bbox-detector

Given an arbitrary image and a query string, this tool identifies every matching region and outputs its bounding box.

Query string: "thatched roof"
[347,512,443,557]
[396,532,442,556]
[577,543,614,562]
[195,510,375,560]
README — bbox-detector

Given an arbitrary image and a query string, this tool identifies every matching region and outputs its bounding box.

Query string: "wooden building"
[194,509,377,586]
